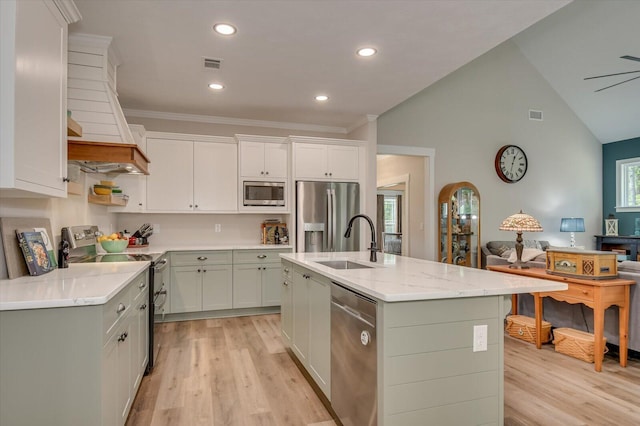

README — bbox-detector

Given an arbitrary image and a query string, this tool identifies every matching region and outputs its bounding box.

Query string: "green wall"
[602,137,640,235]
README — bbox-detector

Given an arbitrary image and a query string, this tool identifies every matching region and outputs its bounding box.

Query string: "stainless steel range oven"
[62,225,165,374]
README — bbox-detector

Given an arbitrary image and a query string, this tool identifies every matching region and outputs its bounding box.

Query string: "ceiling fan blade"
[595,74,640,92]
[585,70,640,80]
[621,55,640,62]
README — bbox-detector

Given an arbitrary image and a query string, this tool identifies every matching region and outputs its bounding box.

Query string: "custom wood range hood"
[68,140,150,175]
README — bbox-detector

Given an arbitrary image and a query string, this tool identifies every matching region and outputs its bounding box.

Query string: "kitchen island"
[280,251,567,426]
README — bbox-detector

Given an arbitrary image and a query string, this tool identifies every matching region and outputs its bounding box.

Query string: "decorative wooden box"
[552,328,607,363]
[546,248,617,280]
[505,315,551,345]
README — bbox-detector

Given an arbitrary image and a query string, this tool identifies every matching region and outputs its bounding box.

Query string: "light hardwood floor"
[127,315,640,426]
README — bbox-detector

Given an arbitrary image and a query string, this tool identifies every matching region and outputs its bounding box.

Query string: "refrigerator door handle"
[327,188,333,251]
[331,188,337,251]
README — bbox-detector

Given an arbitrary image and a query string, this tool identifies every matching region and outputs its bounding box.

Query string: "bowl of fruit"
[98,233,129,253]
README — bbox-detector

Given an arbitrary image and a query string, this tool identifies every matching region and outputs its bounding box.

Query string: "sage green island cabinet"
[289,264,332,399]
[280,252,567,425]
[0,266,149,426]
[281,260,294,344]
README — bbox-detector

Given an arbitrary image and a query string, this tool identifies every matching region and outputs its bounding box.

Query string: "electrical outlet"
[473,324,488,352]
[215,224,222,232]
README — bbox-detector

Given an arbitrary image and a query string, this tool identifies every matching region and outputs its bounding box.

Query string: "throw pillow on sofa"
[507,248,545,263]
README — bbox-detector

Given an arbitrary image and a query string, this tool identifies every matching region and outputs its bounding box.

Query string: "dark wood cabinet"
[595,235,640,261]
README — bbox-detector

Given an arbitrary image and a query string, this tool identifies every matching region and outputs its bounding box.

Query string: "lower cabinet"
[170,251,233,313]
[280,261,293,344]
[232,249,291,309]
[0,269,149,426]
[289,264,331,399]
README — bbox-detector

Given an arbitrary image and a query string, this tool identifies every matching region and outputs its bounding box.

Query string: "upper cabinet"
[145,133,237,213]
[291,137,362,182]
[237,135,289,179]
[108,125,148,213]
[0,0,80,198]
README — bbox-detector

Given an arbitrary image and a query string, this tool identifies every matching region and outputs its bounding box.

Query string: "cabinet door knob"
[265,171,269,175]
[116,303,126,314]
[283,280,289,286]
[284,268,289,273]
[138,281,146,289]
[257,254,267,259]
[197,269,201,273]
[203,269,206,273]
[324,172,328,176]
[62,177,70,182]
[261,171,265,175]
[195,204,198,209]
[189,204,193,208]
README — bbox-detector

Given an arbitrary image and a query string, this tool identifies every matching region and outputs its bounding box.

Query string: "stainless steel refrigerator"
[296,181,360,253]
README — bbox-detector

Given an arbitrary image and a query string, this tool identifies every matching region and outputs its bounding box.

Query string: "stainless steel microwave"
[243,181,286,206]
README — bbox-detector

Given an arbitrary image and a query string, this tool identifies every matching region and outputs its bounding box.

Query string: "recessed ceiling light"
[357,47,377,57]
[213,23,237,36]
[208,83,224,90]
[315,95,329,101]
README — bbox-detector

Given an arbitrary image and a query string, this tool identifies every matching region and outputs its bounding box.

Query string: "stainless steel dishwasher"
[331,282,377,426]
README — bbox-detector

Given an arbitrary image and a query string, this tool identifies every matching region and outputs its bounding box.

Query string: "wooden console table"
[487,265,635,372]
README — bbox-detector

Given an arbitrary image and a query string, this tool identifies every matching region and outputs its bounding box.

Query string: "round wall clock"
[495,145,528,183]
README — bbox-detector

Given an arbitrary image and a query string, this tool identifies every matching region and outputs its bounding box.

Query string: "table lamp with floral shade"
[499,210,544,269]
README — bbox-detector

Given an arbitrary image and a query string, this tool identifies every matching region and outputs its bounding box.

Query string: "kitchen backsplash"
[116,213,288,246]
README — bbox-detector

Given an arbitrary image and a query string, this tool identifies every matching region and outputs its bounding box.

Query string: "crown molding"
[346,114,379,134]
[123,108,348,134]
[53,0,81,24]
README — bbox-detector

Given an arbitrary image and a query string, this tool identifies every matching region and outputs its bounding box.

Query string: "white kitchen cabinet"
[170,251,233,313]
[293,141,360,181]
[0,0,78,198]
[232,264,263,308]
[280,261,294,345]
[146,134,237,213]
[238,137,289,179]
[132,283,149,391]
[193,142,237,211]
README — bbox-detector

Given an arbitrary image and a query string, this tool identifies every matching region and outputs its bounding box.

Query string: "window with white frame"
[616,157,640,212]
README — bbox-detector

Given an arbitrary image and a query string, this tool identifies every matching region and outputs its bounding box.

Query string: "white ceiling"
[514,0,640,144]
[69,0,572,133]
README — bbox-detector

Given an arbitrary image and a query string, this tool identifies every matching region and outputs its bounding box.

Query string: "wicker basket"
[552,327,607,363]
[505,315,551,344]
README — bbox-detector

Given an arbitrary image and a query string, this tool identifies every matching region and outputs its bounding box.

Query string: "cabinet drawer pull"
[117,332,128,342]
[140,303,147,310]
[116,303,126,314]
[582,290,589,295]
[257,254,267,259]
[197,256,208,261]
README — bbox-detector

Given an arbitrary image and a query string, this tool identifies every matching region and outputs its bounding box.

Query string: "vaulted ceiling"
[69,1,639,143]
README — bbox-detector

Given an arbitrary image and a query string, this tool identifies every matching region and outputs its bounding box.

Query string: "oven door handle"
[154,258,168,272]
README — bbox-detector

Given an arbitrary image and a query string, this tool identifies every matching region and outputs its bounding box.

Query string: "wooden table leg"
[593,288,605,372]
[511,294,518,315]
[534,293,543,349]
[619,285,631,368]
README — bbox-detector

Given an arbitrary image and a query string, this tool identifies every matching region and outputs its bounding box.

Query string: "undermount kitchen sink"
[315,260,373,270]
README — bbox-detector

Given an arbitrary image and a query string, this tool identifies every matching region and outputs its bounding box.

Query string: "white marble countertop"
[0,262,150,311]
[281,251,568,302]
[1,244,293,311]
